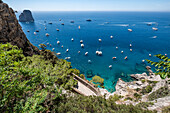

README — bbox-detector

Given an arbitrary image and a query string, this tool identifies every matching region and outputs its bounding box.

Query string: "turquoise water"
[17,12,170,92]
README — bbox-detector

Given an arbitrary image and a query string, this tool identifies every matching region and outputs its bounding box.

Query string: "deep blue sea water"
[16,12,170,92]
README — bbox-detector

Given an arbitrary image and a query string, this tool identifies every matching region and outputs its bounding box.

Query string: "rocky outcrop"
[0,3,39,56]
[19,10,34,22]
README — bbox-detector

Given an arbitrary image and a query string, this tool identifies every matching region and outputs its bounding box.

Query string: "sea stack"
[19,10,34,22]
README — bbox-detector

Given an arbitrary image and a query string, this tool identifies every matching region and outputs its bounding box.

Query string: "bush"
[141,79,146,83]
[91,75,104,88]
[134,93,142,100]
[141,85,152,94]
[148,85,170,101]
[80,74,85,79]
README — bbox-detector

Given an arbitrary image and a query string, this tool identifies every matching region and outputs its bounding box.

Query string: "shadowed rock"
[19,10,34,22]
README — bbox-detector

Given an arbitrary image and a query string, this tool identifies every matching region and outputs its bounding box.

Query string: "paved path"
[77,81,97,96]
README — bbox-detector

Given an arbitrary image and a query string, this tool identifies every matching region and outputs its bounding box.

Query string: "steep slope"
[0,3,39,56]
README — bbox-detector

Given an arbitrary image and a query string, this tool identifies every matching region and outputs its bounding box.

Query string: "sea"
[16,11,170,92]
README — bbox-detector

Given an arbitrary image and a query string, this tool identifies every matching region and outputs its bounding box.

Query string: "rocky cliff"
[0,3,39,56]
[19,10,34,22]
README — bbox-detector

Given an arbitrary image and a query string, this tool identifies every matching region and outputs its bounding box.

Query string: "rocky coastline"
[19,10,34,22]
[99,66,170,112]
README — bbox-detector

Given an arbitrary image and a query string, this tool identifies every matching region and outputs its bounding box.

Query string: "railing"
[73,73,101,96]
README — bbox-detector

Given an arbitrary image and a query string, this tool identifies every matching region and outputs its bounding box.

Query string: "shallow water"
[16,12,170,92]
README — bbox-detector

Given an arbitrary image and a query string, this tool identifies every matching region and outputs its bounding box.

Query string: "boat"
[109,65,112,68]
[45,27,47,30]
[34,32,36,35]
[116,47,118,49]
[99,39,102,42]
[128,29,132,32]
[61,23,64,25]
[112,57,117,59]
[78,51,80,53]
[88,60,91,63]
[35,30,39,32]
[70,21,74,23]
[152,27,158,31]
[50,44,52,47]
[86,19,92,22]
[130,44,132,47]
[48,22,52,24]
[110,36,113,39]
[81,44,84,48]
[45,33,50,36]
[56,52,61,55]
[59,19,61,21]
[61,45,63,48]
[66,49,69,52]
[149,54,152,57]
[96,51,102,56]
[57,41,60,44]
[152,36,157,38]
[56,29,59,31]
[130,49,132,52]
[47,43,49,45]
[85,52,88,56]
[27,30,30,32]
[78,26,81,29]
[121,51,124,53]
[142,60,145,62]
[71,38,74,41]
[80,40,83,43]
[147,23,152,26]
[165,54,167,56]
[65,57,71,60]
[52,48,55,51]
[124,56,128,60]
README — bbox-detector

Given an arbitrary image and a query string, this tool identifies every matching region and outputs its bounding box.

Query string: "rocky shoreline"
[99,66,170,112]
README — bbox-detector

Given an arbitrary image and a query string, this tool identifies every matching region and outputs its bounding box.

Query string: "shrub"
[92,75,104,88]
[141,79,146,83]
[148,85,170,101]
[141,85,152,94]
[80,74,85,79]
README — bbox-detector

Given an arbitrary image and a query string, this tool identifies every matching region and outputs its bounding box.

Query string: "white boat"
[65,57,71,60]
[56,29,59,31]
[88,60,91,63]
[149,54,152,57]
[34,32,36,35]
[81,44,84,48]
[52,48,55,51]
[71,38,74,41]
[152,27,158,31]
[109,65,112,68]
[56,52,61,55]
[121,51,124,53]
[96,51,102,56]
[130,49,132,52]
[112,57,117,59]
[45,33,50,36]
[66,49,69,52]
[142,60,145,62]
[85,52,88,56]
[116,47,118,49]
[57,41,60,44]
[110,36,113,39]
[130,44,132,47]
[99,39,102,42]
[80,40,83,43]
[47,43,49,45]
[78,26,81,29]
[128,29,132,32]
[78,51,80,53]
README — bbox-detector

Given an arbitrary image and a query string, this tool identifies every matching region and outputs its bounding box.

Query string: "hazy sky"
[3,0,170,11]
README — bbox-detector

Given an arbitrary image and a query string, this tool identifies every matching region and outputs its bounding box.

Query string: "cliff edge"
[0,3,39,56]
[19,10,34,22]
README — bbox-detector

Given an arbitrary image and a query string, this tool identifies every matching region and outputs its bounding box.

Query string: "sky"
[3,0,170,11]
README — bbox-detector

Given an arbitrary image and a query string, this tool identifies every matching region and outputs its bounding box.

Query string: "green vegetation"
[91,75,105,88]
[141,79,146,83]
[80,74,85,79]
[141,85,152,94]
[148,85,170,101]
[57,94,154,113]
[0,43,155,112]
[146,54,170,79]
[136,102,154,109]
[162,106,170,113]
[134,93,142,100]
[0,43,77,112]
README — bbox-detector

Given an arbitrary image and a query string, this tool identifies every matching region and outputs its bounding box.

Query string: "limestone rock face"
[19,10,34,22]
[0,3,39,56]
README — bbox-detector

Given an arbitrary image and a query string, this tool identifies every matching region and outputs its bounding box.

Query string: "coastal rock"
[19,10,34,22]
[0,3,39,56]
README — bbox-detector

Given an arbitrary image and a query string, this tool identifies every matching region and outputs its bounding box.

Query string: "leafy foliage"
[146,54,170,79]
[0,43,77,112]
[91,75,105,88]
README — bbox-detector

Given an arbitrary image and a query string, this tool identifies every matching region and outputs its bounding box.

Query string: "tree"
[146,54,170,79]
[91,75,105,88]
